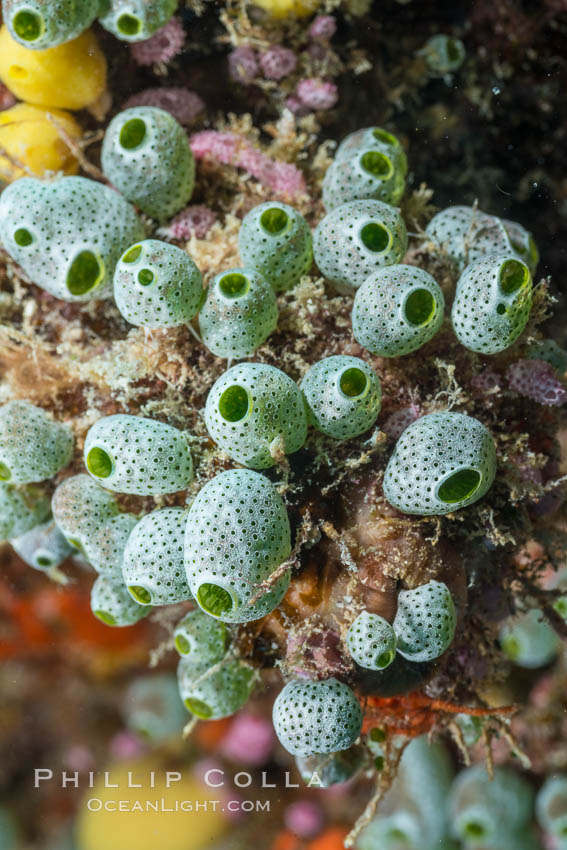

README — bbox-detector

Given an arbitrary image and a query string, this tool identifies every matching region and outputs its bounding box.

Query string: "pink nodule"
[284,800,325,837]
[260,46,298,80]
[296,78,338,111]
[228,47,259,84]
[309,15,337,40]
[130,16,185,66]
[506,359,567,407]
[159,204,217,240]
[220,713,275,766]
[123,87,204,126]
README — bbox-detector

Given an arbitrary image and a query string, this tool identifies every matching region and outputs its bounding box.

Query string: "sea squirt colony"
[0,114,546,759]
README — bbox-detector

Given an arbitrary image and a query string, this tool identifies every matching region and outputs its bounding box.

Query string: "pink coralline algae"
[309,15,337,40]
[190,130,307,199]
[259,46,298,80]
[130,17,185,66]
[296,78,338,111]
[123,87,204,125]
[158,204,217,240]
[219,713,275,766]
[506,359,567,407]
[228,46,259,84]
[382,405,421,439]
[471,369,501,396]
[284,800,325,837]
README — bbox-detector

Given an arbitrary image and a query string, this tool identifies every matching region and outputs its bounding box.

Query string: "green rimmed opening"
[138,268,154,286]
[554,597,567,619]
[0,461,11,481]
[386,828,409,842]
[86,447,112,479]
[12,10,44,42]
[376,649,395,669]
[117,12,142,36]
[369,727,386,743]
[446,37,462,64]
[360,222,391,253]
[66,251,104,296]
[260,207,289,235]
[185,697,213,719]
[14,228,33,247]
[218,272,249,299]
[501,634,520,660]
[94,610,116,626]
[499,258,529,295]
[67,537,85,554]
[175,634,191,655]
[218,384,250,422]
[360,150,393,179]
[197,583,233,617]
[119,117,146,150]
[122,245,142,264]
[128,585,152,605]
[404,288,436,327]
[437,468,481,504]
[372,128,397,147]
[339,367,368,399]
[463,822,486,839]
[36,556,52,568]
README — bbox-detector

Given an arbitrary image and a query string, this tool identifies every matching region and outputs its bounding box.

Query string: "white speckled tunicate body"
[99,0,177,42]
[205,362,307,469]
[452,255,532,354]
[114,239,203,328]
[536,776,567,838]
[4,0,100,48]
[11,519,73,571]
[346,611,397,670]
[84,414,193,495]
[238,201,313,292]
[313,199,407,294]
[0,401,73,483]
[352,264,445,357]
[101,107,194,222]
[499,608,559,669]
[84,513,138,578]
[184,469,291,623]
[335,127,408,177]
[177,656,255,719]
[322,146,405,211]
[393,580,457,663]
[383,411,497,515]
[51,474,118,551]
[300,355,381,440]
[199,267,278,358]
[90,574,151,627]
[0,176,144,302]
[173,609,227,661]
[272,678,363,757]
[123,507,192,606]
[0,483,50,541]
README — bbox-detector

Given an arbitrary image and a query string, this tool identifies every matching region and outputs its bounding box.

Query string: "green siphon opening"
[339,367,368,399]
[360,222,391,253]
[14,228,33,247]
[554,598,567,619]
[360,150,393,179]
[119,117,146,150]
[94,610,116,626]
[377,649,395,668]
[175,634,191,655]
[372,128,397,146]
[197,583,233,617]
[137,268,154,286]
[218,385,250,422]
[67,538,84,554]
[499,259,529,294]
[86,447,113,479]
[12,10,43,42]
[36,556,52,567]
[463,822,486,838]
[128,585,152,604]
[66,251,104,296]
[501,635,520,660]
[122,245,142,264]
[117,12,142,36]
[260,207,289,235]
[0,461,11,481]
[404,288,436,326]
[438,468,481,504]
[185,697,213,719]
[446,38,462,64]
[218,272,249,298]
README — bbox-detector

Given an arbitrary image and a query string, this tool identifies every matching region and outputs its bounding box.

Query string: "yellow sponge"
[251,0,319,18]
[0,103,82,180]
[0,27,107,110]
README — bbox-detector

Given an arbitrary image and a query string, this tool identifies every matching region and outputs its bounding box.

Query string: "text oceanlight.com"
[85,799,270,813]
